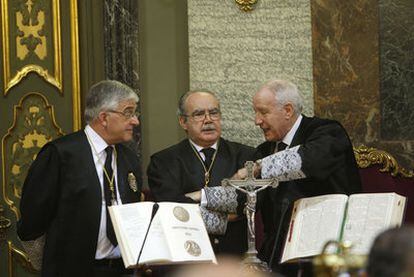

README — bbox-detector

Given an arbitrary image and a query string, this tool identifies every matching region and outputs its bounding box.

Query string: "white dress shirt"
[84,125,122,259]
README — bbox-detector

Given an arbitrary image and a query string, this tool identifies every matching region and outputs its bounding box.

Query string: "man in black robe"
[190,79,361,274]
[17,80,142,277]
[147,90,255,256]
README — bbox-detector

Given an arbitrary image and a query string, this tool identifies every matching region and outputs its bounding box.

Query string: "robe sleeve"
[17,144,61,241]
[298,122,354,180]
[147,154,196,203]
[260,122,353,181]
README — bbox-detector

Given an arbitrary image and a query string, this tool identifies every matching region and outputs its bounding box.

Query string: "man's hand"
[185,190,202,202]
[228,213,241,222]
[231,160,261,180]
[231,168,248,180]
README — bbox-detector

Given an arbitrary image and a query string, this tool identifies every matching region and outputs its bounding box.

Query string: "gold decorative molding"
[70,0,81,131]
[1,0,62,94]
[2,93,64,220]
[8,241,39,277]
[354,145,414,178]
[313,240,366,276]
[0,205,11,241]
[235,0,258,12]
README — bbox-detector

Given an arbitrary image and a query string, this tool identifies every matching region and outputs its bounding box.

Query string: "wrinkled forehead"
[253,88,277,107]
[185,93,219,112]
[116,99,138,110]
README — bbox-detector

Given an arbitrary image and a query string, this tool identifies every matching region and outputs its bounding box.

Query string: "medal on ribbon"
[128,172,138,192]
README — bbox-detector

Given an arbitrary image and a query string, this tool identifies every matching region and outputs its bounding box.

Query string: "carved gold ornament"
[313,240,366,276]
[0,205,11,241]
[1,0,62,94]
[2,93,64,219]
[235,0,258,12]
[354,145,414,178]
[8,241,39,277]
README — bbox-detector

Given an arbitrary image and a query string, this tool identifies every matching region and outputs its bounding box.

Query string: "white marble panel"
[188,0,313,146]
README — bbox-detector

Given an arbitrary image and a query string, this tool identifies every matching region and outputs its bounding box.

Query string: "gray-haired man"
[188,79,361,274]
[18,80,142,277]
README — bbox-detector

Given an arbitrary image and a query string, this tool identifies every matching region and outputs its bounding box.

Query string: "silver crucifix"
[222,161,279,272]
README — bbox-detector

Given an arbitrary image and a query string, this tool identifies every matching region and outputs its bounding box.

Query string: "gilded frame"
[2,92,64,219]
[354,145,414,178]
[1,0,62,94]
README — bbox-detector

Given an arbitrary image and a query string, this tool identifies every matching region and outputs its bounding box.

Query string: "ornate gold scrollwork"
[354,145,414,178]
[1,0,62,94]
[313,240,366,277]
[0,205,12,241]
[8,241,39,277]
[2,93,64,219]
[70,0,81,131]
[235,0,258,12]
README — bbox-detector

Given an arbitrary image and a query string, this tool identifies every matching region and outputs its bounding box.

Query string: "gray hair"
[84,80,139,123]
[261,79,303,115]
[177,90,219,118]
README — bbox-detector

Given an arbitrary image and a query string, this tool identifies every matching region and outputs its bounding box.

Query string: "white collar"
[281,114,303,147]
[189,139,218,152]
[84,125,110,154]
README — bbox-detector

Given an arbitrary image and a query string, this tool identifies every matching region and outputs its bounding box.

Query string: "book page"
[343,192,406,255]
[108,202,171,268]
[157,202,216,264]
[281,194,348,263]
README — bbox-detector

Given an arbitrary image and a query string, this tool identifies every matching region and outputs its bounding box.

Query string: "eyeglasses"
[107,109,140,119]
[183,108,221,122]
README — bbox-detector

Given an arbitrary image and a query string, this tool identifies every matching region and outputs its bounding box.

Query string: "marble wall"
[312,0,380,142]
[103,0,141,155]
[380,0,414,141]
[312,0,414,168]
[188,0,314,147]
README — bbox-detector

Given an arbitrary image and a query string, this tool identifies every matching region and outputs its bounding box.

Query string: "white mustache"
[202,124,216,131]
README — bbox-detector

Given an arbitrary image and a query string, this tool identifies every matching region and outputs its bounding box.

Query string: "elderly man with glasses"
[17,80,142,277]
[147,90,255,256]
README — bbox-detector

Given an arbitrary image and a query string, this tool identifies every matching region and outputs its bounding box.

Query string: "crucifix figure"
[222,161,279,272]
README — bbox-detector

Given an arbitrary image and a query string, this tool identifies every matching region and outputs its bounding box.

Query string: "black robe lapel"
[79,131,102,198]
[116,145,140,204]
[179,140,206,188]
[209,139,232,187]
[78,132,102,237]
[290,115,311,147]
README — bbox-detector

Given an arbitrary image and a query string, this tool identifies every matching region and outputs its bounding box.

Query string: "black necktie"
[277,142,288,152]
[201,148,215,168]
[104,146,118,246]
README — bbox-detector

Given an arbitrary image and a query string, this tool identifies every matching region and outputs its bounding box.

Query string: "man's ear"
[178,116,188,130]
[283,103,294,119]
[98,111,108,127]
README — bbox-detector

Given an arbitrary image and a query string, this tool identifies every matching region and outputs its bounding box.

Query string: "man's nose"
[203,112,213,122]
[131,116,140,126]
[254,114,262,125]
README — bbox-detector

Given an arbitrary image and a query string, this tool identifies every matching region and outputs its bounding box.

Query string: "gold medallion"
[128,172,138,192]
[184,240,201,256]
[173,206,190,222]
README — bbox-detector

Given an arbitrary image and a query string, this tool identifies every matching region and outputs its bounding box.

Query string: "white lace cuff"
[200,206,228,235]
[261,145,306,181]
[204,186,238,213]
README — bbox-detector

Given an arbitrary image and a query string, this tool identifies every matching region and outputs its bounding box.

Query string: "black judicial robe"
[255,115,362,270]
[147,138,255,255]
[17,131,142,277]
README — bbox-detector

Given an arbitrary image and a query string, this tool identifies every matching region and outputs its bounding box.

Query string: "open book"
[108,202,216,268]
[281,192,406,263]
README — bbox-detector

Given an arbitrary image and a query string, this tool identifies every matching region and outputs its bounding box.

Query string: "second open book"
[281,192,406,263]
[108,202,216,268]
